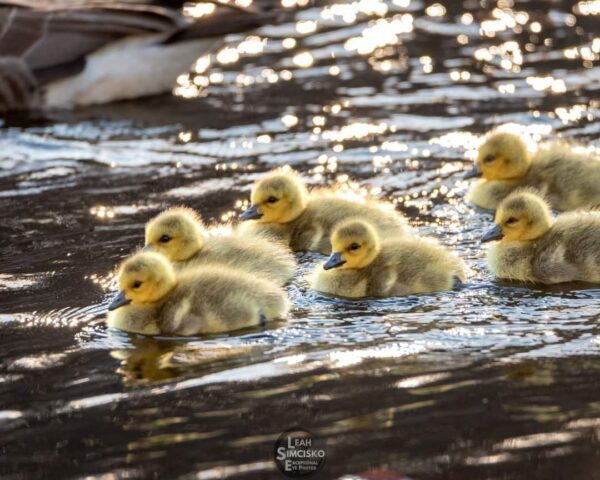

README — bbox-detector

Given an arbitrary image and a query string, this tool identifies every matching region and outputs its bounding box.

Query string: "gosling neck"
[153,276,177,304]
[515,151,533,179]
[359,242,381,269]
[525,216,553,241]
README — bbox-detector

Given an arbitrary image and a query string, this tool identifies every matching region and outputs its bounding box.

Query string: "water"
[1,0,600,478]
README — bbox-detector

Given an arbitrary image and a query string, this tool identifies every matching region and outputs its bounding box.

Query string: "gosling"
[239,169,407,254]
[483,189,600,284]
[311,219,466,298]
[144,207,295,285]
[107,251,289,336]
[465,131,600,211]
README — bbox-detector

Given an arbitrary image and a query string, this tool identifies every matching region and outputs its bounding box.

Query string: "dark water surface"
[1,0,600,478]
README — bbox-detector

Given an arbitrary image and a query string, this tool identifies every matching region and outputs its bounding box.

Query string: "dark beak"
[240,204,263,220]
[142,244,153,252]
[108,291,131,311]
[323,252,346,270]
[464,165,482,179]
[482,224,504,243]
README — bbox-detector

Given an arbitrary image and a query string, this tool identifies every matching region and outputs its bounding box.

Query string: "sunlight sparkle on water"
[90,206,115,219]
[474,41,523,72]
[381,141,408,152]
[281,114,299,128]
[554,105,594,124]
[216,47,239,65]
[296,20,318,34]
[479,8,528,37]
[0,274,39,292]
[564,39,600,61]
[237,36,266,55]
[493,123,553,147]
[321,0,389,23]
[282,37,297,49]
[526,76,567,94]
[575,1,600,15]
[329,343,429,368]
[430,131,481,152]
[497,83,516,94]
[344,15,413,55]
[281,0,310,8]
[178,131,192,143]
[194,55,211,74]
[425,3,446,17]
[183,2,216,18]
[292,51,314,67]
[322,122,388,142]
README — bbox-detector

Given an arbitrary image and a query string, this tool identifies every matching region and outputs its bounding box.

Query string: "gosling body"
[240,169,407,254]
[145,207,295,285]
[107,252,289,336]
[157,267,289,335]
[467,132,600,211]
[284,192,407,254]
[108,304,161,336]
[312,220,466,298]
[483,190,600,284]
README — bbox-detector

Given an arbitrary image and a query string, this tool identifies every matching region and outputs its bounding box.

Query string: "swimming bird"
[144,206,295,285]
[107,251,289,336]
[0,0,277,111]
[482,189,600,284]
[239,169,408,254]
[465,131,600,211]
[311,219,466,298]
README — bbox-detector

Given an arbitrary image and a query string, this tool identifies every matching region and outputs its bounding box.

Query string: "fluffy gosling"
[483,189,600,284]
[107,251,289,336]
[144,207,295,285]
[311,219,466,298]
[466,131,600,211]
[239,169,407,254]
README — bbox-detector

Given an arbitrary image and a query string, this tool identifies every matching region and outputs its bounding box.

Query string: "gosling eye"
[159,234,171,243]
[484,154,496,163]
[132,280,143,289]
[505,217,518,225]
[267,196,278,204]
[349,243,360,251]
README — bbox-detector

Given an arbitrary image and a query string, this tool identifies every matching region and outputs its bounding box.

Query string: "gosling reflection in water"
[111,337,257,385]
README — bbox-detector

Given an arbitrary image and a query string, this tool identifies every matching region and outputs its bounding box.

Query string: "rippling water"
[1,0,600,478]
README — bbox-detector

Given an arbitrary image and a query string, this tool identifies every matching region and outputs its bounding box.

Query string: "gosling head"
[144,207,206,261]
[324,220,381,270]
[240,170,308,224]
[482,190,553,243]
[465,132,531,181]
[108,251,176,311]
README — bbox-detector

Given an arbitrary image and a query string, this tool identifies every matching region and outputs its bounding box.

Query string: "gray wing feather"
[0,5,181,71]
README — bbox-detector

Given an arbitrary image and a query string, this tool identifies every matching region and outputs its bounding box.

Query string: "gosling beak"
[323,252,346,270]
[481,224,504,243]
[142,244,153,252]
[108,291,131,311]
[240,204,263,220]
[464,165,482,179]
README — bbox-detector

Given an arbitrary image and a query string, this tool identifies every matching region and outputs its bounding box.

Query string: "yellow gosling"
[466,131,600,211]
[144,207,295,285]
[311,219,466,298]
[107,251,289,336]
[483,189,600,284]
[239,168,408,254]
